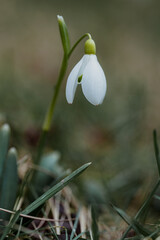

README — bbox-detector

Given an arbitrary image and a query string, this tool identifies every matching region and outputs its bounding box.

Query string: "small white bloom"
[66,54,107,105]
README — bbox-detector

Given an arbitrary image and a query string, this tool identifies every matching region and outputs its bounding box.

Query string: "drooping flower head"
[66,36,107,106]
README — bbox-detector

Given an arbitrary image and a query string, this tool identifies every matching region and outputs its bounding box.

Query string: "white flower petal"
[77,54,90,79]
[81,55,107,105]
[65,57,83,104]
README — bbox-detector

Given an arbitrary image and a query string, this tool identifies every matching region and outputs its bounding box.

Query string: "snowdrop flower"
[66,38,107,105]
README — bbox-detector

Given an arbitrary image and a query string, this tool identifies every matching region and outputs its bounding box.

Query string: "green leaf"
[0,148,18,221]
[57,15,70,55]
[153,130,160,176]
[91,206,99,240]
[0,124,10,185]
[22,162,91,215]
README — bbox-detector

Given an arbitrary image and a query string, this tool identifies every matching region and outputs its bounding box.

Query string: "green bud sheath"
[57,15,70,55]
[85,39,96,54]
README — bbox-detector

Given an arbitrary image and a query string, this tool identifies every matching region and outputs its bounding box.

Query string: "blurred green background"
[0,0,160,204]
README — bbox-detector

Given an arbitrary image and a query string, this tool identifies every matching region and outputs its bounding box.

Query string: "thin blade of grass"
[111,204,141,237]
[14,170,32,211]
[65,228,68,240]
[73,231,88,240]
[135,179,160,220]
[0,209,21,240]
[148,227,160,239]
[132,219,151,236]
[15,217,23,239]
[40,207,59,240]
[70,208,81,240]
[112,204,150,236]
[91,206,99,240]
[48,221,60,240]
[154,194,160,201]
[22,162,91,215]
[120,179,160,240]
[120,227,131,240]
[153,130,160,176]
[124,237,143,240]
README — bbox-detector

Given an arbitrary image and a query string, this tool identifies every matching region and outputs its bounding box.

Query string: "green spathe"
[85,39,96,55]
[57,15,70,55]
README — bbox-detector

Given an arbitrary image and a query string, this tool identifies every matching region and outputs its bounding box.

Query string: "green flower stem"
[68,33,92,58]
[34,55,68,165]
[43,55,68,132]
[34,33,91,166]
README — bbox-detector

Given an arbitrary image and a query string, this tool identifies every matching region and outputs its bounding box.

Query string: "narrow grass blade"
[91,206,99,240]
[73,231,88,240]
[15,217,23,238]
[41,207,59,240]
[154,194,160,201]
[148,227,160,239]
[135,179,160,220]
[111,204,141,236]
[153,130,160,176]
[14,170,32,211]
[49,224,59,240]
[65,228,68,240]
[119,131,160,240]
[0,148,18,221]
[0,209,21,240]
[120,227,131,240]
[124,237,143,240]
[112,204,150,236]
[120,179,160,239]
[70,208,80,240]
[132,219,151,236]
[22,162,91,215]
[0,124,10,185]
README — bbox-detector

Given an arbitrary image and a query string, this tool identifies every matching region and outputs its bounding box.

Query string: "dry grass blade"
[0,207,76,223]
